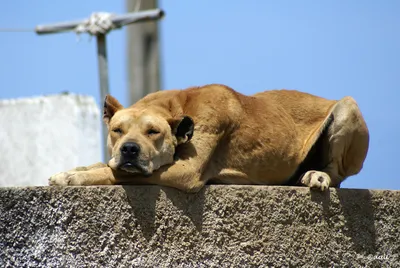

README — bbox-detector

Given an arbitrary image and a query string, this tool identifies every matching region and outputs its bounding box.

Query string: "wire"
[0,28,34,32]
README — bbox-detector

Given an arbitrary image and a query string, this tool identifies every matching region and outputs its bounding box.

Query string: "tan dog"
[49,84,369,192]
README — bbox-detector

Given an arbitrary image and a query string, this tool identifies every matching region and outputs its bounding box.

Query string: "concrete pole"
[127,0,162,105]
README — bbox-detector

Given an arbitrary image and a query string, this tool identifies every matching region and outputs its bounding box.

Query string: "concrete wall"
[0,94,101,187]
[0,185,398,267]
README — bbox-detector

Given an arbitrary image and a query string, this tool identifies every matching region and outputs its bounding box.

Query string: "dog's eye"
[112,128,123,134]
[147,129,160,135]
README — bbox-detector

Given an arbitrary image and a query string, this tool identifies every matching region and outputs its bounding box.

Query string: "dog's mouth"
[118,161,152,177]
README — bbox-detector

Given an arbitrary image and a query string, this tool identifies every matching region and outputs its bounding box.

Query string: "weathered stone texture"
[0,186,398,267]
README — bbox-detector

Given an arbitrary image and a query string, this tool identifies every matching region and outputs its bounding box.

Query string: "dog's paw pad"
[301,171,331,191]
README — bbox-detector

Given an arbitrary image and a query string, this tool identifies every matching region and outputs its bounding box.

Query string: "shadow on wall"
[122,184,378,259]
[122,185,206,241]
[310,189,376,255]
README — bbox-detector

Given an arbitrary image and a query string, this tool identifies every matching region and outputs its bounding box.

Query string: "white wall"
[0,93,101,187]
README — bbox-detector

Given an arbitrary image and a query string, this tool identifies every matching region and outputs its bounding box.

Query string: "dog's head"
[103,95,194,176]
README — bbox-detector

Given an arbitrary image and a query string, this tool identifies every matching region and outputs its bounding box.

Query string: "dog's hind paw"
[301,170,331,191]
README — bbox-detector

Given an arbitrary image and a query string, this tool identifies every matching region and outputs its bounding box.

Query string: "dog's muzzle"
[118,142,151,176]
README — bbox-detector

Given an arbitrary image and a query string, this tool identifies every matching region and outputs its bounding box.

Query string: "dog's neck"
[133,90,189,120]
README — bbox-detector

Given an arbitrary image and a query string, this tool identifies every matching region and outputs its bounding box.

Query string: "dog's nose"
[120,142,141,157]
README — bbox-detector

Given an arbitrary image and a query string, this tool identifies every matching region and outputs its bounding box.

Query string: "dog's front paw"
[301,170,331,191]
[49,172,78,186]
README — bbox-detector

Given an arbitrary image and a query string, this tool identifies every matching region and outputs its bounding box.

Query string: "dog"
[49,84,369,192]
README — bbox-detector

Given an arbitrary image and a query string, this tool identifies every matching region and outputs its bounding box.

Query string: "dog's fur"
[49,84,369,192]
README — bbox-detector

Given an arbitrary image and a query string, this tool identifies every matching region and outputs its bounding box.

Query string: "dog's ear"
[168,116,194,145]
[103,95,124,125]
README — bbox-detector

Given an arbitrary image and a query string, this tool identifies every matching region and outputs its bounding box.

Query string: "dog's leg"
[49,133,222,192]
[49,160,207,192]
[67,162,108,172]
[301,97,369,191]
[49,165,116,186]
[49,162,108,184]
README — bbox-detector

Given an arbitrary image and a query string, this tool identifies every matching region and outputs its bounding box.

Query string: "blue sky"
[0,1,399,190]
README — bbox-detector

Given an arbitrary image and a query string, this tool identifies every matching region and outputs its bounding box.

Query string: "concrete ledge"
[0,186,399,267]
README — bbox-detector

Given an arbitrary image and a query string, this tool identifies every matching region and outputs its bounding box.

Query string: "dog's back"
[136,85,337,185]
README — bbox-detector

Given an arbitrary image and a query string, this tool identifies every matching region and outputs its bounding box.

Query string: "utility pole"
[127,0,161,105]
[35,9,164,162]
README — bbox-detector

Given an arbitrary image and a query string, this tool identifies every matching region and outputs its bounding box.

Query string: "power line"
[0,28,34,32]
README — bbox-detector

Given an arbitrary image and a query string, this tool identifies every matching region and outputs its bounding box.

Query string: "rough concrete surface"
[0,94,101,187]
[0,185,398,267]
